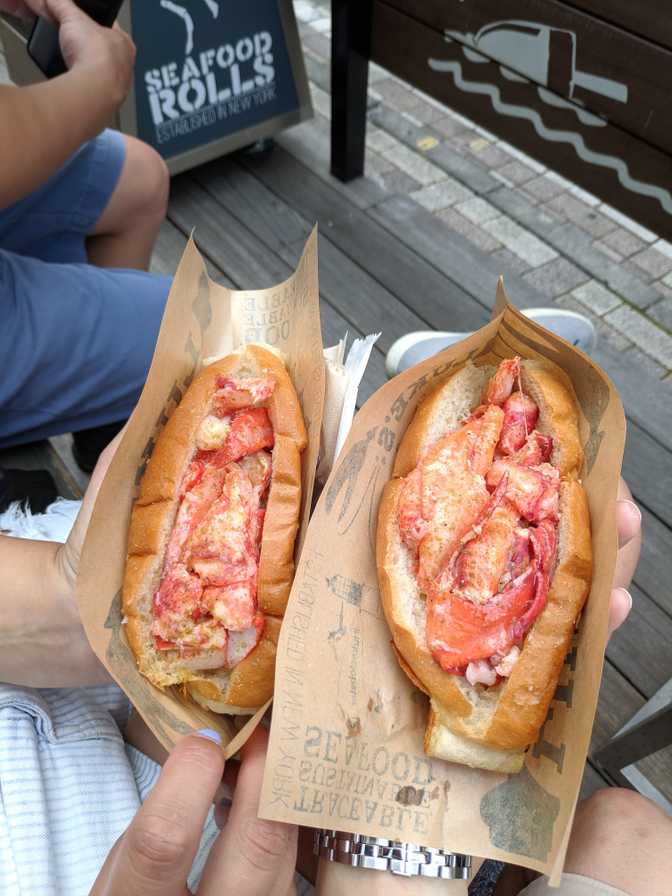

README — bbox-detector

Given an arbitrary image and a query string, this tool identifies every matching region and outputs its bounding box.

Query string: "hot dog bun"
[123,344,306,713]
[376,359,592,771]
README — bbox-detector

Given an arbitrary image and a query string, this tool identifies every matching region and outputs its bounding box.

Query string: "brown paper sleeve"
[77,228,325,759]
[260,289,625,881]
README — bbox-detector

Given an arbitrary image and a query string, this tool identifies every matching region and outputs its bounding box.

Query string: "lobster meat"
[398,357,560,684]
[152,375,277,665]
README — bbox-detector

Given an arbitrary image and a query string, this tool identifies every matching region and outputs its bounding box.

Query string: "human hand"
[44,0,135,106]
[606,478,641,639]
[0,430,124,687]
[0,0,48,19]
[55,431,123,599]
[38,430,124,685]
[91,726,298,895]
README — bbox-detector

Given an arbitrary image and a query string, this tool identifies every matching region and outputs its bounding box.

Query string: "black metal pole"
[592,704,672,776]
[331,0,373,182]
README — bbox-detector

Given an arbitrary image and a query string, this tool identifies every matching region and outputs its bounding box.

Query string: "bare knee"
[576,787,664,839]
[566,788,672,895]
[123,137,170,223]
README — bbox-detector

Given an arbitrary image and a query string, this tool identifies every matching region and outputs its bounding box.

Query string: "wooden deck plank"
[591,661,672,802]
[278,236,427,353]
[149,218,228,284]
[191,153,431,355]
[167,175,388,400]
[633,506,672,619]
[193,157,313,254]
[368,194,543,311]
[579,763,609,801]
[591,339,672,453]
[276,117,389,211]
[177,155,445,392]
[621,422,672,529]
[169,176,292,288]
[239,147,490,331]
[607,584,672,700]
[0,441,82,501]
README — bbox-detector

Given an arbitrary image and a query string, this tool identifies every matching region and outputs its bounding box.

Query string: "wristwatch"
[314,829,472,879]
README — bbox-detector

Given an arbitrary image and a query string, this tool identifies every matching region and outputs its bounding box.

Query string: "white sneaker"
[385,308,596,378]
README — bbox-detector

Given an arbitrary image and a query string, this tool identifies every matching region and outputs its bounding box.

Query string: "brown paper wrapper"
[77,229,325,759]
[260,283,625,884]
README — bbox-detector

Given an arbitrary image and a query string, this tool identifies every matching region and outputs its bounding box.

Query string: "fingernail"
[619,499,641,523]
[613,587,633,612]
[195,728,223,745]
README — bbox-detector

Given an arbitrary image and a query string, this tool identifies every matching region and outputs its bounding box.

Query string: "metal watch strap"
[314,829,472,879]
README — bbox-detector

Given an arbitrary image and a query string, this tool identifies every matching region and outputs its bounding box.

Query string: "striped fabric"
[0,504,313,894]
[0,682,218,895]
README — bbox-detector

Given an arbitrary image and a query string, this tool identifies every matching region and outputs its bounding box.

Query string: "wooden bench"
[331,0,672,241]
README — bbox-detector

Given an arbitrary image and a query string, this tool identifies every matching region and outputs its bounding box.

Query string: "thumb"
[57,429,125,590]
[76,428,125,530]
[85,428,125,500]
[607,587,633,640]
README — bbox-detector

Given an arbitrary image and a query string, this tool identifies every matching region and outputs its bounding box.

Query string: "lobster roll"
[123,345,307,715]
[376,357,592,772]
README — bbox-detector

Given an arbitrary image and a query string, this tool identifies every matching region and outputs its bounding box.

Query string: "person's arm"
[0,533,110,685]
[316,863,470,894]
[0,434,123,687]
[0,0,135,209]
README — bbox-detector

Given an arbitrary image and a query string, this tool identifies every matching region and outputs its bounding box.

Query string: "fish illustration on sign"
[427,22,672,214]
[160,0,220,55]
[450,20,628,104]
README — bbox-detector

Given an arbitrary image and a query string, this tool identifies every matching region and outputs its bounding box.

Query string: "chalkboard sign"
[119,0,311,173]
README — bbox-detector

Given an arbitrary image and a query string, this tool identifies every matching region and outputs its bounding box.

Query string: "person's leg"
[562,788,671,894]
[0,130,171,470]
[0,249,170,449]
[87,135,169,271]
[510,787,672,896]
[0,130,168,272]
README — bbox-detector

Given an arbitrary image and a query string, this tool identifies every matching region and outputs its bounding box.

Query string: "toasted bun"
[425,700,525,773]
[123,344,305,705]
[376,359,592,767]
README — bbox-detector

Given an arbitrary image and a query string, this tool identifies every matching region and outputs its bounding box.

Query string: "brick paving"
[296,0,672,380]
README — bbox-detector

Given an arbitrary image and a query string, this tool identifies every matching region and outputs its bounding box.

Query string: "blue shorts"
[0,129,171,448]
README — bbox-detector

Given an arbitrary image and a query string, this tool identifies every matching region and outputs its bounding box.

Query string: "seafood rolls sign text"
[130,1,305,160]
[145,32,276,126]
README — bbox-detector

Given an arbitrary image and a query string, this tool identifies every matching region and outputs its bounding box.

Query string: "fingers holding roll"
[91,731,225,896]
[199,726,298,896]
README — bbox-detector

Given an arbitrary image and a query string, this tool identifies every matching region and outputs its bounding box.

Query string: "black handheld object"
[27,0,125,78]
